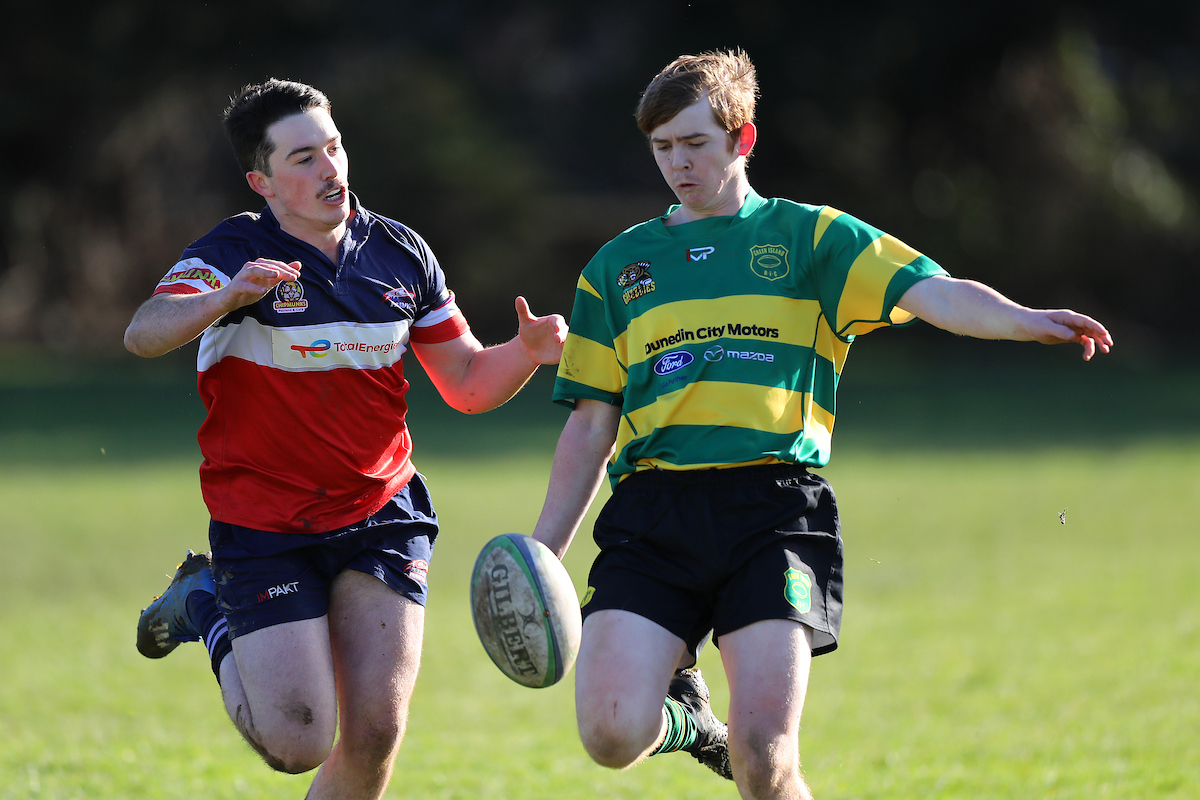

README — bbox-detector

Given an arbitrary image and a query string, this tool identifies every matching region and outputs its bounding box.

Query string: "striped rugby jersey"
[553,191,947,486]
[153,194,468,533]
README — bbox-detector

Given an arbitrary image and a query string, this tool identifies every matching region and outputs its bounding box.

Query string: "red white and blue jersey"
[152,194,469,534]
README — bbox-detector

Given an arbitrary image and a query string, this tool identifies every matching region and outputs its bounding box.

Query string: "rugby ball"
[470,533,582,688]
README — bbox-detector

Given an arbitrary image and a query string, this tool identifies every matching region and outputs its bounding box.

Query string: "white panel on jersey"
[198,317,411,372]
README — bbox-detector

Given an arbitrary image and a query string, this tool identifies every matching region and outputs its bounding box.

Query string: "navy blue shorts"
[582,464,844,659]
[209,473,439,640]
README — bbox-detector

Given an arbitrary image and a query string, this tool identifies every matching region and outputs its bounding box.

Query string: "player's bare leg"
[304,569,424,800]
[574,609,687,768]
[218,616,339,773]
[721,619,815,800]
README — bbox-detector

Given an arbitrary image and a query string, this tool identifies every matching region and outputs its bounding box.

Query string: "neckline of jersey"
[655,189,766,237]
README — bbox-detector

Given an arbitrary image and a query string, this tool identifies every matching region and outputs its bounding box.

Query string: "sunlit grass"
[2,436,1197,799]
[2,352,1198,798]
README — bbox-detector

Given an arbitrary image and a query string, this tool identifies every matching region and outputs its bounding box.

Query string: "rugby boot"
[136,549,215,658]
[670,667,734,780]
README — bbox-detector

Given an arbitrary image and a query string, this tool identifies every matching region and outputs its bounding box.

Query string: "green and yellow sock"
[650,696,698,755]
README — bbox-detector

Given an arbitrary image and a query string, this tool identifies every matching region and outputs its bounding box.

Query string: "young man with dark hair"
[532,50,1112,799]
[126,78,566,800]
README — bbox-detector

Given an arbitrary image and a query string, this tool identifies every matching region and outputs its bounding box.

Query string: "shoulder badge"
[617,261,655,305]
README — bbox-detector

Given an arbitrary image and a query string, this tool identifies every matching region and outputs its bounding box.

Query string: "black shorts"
[583,464,843,658]
[209,473,439,640]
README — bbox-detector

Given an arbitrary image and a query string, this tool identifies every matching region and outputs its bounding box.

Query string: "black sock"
[186,589,232,685]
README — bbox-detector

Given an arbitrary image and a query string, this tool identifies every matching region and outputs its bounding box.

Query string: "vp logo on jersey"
[688,246,715,261]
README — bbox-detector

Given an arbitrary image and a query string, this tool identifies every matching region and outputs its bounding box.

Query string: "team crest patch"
[382,285,417,315]
[617,261,655,305]
[405,558,430,585]
[363,277,417,317]
[784,567,812,613]
[750,244,790,281]
[273,280,309,313]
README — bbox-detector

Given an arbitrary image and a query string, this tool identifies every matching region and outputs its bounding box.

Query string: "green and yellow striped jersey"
[554,191,947,485]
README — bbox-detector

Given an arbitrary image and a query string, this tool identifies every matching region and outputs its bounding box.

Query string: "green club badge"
[750,243,790,281]
[784,567,812,613]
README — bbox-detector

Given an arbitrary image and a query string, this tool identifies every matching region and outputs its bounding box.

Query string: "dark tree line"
[3,1,1197,362]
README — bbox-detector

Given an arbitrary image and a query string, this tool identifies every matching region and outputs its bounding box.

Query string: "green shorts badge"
[784,567,812,613]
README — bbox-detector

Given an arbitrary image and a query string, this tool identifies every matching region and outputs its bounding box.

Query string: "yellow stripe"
[836,233,920,335]
[558,333,624,393]
[615,384,834,467]
[578,275,601,300]
[626,296,821,368]
[805,395,834,454]
[816,319,852,373]
[814,206,843,250]
[624,381,829,436]
[619,456,784,477]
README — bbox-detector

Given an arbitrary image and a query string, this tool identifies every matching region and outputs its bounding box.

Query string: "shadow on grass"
[1,338,1196,468]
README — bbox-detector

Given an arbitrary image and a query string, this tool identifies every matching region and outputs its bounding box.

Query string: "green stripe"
[614,425,829,474]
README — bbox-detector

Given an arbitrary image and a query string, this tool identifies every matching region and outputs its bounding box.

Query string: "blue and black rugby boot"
[136,549,215,658]
[670,667,734,780]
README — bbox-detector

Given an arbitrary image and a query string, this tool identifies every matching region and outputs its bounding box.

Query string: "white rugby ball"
[470,533,582,688]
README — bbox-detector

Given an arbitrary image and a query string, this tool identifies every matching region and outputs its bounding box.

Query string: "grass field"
[1,346,1198,798]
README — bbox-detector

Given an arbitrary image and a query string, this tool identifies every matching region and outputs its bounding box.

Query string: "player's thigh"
[327,569,425,730]
[576,609,687,727]
[720,619,814,743]
[231,614,338,743]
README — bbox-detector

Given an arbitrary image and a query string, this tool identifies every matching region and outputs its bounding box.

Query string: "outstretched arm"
[411,296,567,414]
[124,258,302,357]
[532,399,621,559]
[896,275,1114,361]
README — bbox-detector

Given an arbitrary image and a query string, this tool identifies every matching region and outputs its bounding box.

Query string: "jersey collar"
[658,189,766,236]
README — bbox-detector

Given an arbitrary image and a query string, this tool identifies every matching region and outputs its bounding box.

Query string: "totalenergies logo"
[291,339,331,358]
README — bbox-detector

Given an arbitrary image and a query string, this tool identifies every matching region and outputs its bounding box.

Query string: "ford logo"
[654,350,694,375]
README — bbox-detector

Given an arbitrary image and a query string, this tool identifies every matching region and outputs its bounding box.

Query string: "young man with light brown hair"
[532,50,1111,799]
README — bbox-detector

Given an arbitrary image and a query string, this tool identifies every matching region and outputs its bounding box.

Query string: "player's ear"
[245,171,275,199]
[735,122,757,157]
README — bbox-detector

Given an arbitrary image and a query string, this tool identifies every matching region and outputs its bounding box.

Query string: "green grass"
[2,349,1198,798]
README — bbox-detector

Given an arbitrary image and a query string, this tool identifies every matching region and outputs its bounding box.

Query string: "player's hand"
[1031,309,1114,360]
[515,296,567,365]
[221,258,302,310]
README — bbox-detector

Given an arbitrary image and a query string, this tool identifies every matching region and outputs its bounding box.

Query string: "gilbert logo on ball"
[470,534,582,688]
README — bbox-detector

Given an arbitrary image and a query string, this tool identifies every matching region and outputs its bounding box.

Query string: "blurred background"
[2,7,1197,795]
[3,0,1197,366]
